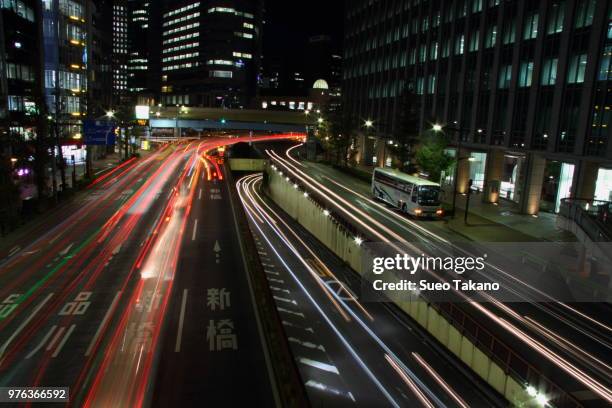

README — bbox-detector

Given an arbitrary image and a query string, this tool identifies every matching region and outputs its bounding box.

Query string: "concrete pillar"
[520,153,546,215]
[376,138,387,167]
[456,148,470,194]
[357,133,374,166]
[482,149,505,203]
[573,160,598,200]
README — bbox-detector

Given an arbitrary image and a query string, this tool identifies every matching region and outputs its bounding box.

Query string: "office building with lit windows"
[160,0,262,108]
[112,0,128,98]
[0,0,44,153]
[344,0,611,215]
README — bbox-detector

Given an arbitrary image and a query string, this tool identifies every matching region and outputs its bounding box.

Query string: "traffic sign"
[83,120,116,145]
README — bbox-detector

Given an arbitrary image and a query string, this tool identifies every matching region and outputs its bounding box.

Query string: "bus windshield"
[418,186,440,205]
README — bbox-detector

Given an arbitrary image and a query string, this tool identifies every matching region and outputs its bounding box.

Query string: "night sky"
[263,0,344,59]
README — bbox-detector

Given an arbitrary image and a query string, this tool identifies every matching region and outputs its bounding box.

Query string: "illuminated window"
[541,58,558,85]
[567,54,587,83]
[210,70,232,78]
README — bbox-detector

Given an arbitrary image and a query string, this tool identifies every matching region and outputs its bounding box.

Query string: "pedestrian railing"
[559,198,612,242]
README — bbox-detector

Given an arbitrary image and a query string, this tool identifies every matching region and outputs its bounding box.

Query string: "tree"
[415,132,455,182]
[319,106,356,166]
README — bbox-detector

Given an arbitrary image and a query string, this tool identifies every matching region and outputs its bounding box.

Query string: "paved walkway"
[446,192,576,242]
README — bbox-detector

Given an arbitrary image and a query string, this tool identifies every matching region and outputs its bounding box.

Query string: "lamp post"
[175,105,188,138]
[364,119,377,166]
[431,123,471,218]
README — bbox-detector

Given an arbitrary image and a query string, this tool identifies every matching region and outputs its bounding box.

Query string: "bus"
[372,167,443,218]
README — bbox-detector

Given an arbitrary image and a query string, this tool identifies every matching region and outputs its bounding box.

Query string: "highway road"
[0,134,299,407]
[262,142,612,408]
[237,173,505,407]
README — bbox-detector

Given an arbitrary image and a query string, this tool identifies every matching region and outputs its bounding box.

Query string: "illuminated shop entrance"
[469,152,487,191]
[540,161,575,213]
[594,168,612,202]
[499,154,525,203]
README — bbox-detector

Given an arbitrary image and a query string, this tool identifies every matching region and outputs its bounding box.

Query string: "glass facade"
[344,0,611,210]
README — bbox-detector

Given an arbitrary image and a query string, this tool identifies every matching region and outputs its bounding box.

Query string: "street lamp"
[105,110,115,119]
[432,123,469,219]
[364,119,373,128]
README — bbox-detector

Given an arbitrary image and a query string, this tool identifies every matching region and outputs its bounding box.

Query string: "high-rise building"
[160,0,263,108]
[0,0,44,149]
[112,0,128,99]
[127,0,151,95]
[344,0,611,215]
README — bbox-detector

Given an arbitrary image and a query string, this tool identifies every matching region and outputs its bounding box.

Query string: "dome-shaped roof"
[312,79,329,89]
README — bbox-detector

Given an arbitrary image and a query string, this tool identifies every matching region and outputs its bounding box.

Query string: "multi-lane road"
[0,136,610,407]
[0,135,296,407]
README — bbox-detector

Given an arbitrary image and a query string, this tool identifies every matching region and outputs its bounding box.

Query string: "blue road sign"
[83,120,116,145]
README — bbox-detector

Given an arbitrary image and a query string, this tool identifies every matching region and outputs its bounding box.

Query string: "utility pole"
[465,178,473,224]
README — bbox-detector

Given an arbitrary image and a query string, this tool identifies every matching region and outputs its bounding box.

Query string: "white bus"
[372,167,443,218]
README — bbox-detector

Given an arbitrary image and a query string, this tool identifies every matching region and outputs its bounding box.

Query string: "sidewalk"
[442,192,576,242]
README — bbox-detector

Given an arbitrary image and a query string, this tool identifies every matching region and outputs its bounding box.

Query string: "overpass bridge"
[148,107,316,138]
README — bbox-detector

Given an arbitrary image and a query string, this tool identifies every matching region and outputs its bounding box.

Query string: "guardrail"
[559,198,612,242]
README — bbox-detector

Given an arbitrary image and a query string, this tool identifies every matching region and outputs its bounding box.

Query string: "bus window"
[418,186,440,205]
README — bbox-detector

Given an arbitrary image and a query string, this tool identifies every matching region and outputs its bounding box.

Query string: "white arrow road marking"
[213,240,221,253]
[85,291,121,356]
[174,289,188,352]
[0,293,54,361]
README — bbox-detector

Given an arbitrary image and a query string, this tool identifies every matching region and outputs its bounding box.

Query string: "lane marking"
[273,296,297,305]
[282,321,314,332]
[192,219,198,241]
[288,337,325,352]
[8,246,20,257]
[299,357,339,374]
[264,269,279,276]
[277,307,304,318]
[175,289,188,352]
[198,188,202,200]
[0,293,54,361]
[46,326,65,351]
[52,324,75,357]
[59,243,74,256]
[270,286,291,294]
[85,291,122,356]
